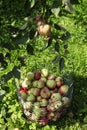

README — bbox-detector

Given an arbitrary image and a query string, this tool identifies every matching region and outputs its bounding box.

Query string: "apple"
[36,96,42,102]
[40,107,47,117]
[27,94,35,102]
[47,104,55,112]
[53,100,62,109]
[33,107,42,120]
[29,88,35,94]
[40,99,48,107]
[24,109,31,117]
[23,101,32,110]
[20,92,27,100]
[46,79,56,89]
[38,24,51,36]
[22,78,29,88]
[48,112,54,120]
[32,87,40,96]
[19,87,28,94]
[29,113,38,121]
[41,68,49,77]
[37,80,45,88]
[40,77,47,83]
[40,87,51,99]
[27,72,34,81]
[62,97,71,107]
[34,71,41,80]
[33,102,40,109]
[55,76,64,87]
[47,74,55,80]
[39,117,49,125]
[51,93,62,102]
[58,85,69,95]
[33,80,38,88]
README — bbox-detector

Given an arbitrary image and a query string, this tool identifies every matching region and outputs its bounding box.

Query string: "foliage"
[0,0,87,130]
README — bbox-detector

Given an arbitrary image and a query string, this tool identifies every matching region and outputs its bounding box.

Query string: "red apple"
[38,24,51,36]
[56,76,64,88]
[39,117,49,125]
[19,87,28,94]
[47,74,55,80]
[33,88,40,96]
[58,85,69,95]
[34,71,41,80]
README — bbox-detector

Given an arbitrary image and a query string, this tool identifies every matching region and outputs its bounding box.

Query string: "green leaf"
[59,57,65,71]
[0,124,6,130]
[51,7,60,16]
[52,55,61,64]
[8,25,19,35]
[29,28,37,39]
[3,66,20,82]
[20,22,28,30]
[45,38,52,49]
[30,0,35,8]
[60,32,70,41]
[13,32,28,44]
[64,44,68,49]
[0,89,6,101]
[0,118,5,124]
[1,107,6,117]
[26,44,34,55]
[0,63,14,77]
[51,0,61,16]
[0,53,4,62]
[64,1,74,13]
[55,42,60,52]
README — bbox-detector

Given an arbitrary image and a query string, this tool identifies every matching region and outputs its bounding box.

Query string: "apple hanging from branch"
[36,14,51,40]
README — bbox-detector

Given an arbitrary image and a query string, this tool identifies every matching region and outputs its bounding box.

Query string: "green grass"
[0,0,87,130]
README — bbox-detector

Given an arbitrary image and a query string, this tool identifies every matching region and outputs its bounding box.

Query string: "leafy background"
[0,0,87,129]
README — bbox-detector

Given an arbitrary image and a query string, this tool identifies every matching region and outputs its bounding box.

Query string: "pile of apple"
[18,68,71,125]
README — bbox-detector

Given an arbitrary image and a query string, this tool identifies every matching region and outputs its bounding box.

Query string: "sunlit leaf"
[0,63,14,77]
[20,22,28,30]
[51,8,60,16]
[0,89,6,101]
[30,0,35,8]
